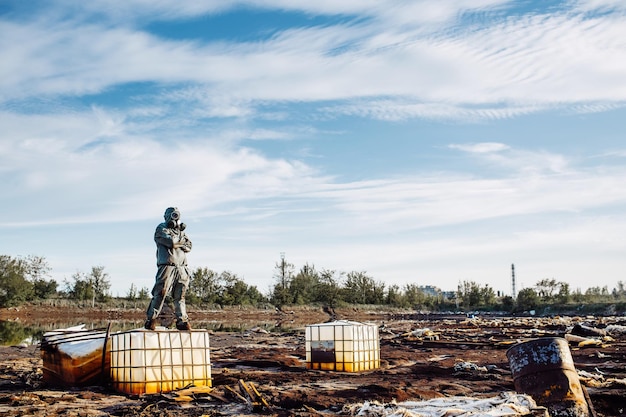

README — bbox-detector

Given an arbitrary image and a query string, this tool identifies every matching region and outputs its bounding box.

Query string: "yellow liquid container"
[305,320,380,372]
[109,329,211,395]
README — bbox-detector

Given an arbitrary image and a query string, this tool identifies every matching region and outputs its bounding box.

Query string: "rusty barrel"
[506,337,589,417]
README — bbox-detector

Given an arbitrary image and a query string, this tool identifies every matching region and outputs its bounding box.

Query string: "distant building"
[419,285,441,296]
[442,291,456,300]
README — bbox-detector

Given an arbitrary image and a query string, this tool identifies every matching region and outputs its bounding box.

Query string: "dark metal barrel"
[506,337,589,417]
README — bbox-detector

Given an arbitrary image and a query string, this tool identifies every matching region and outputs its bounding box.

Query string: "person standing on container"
[145,207,193,331]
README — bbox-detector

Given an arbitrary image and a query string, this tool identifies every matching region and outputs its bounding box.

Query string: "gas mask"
[165,208,187,231]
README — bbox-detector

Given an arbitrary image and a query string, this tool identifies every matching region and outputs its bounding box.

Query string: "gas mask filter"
[166,208,186,230]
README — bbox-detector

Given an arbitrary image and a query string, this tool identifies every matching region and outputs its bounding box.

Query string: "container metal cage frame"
[305,320,380,372]
[109,329,212,395]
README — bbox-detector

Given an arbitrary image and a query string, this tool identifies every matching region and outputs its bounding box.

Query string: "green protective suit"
[146,207,192,324]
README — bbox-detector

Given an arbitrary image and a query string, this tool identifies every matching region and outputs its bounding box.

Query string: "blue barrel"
[506,337,590,417]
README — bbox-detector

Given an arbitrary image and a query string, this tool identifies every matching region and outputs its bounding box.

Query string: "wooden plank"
[225,385,249,404]
[248,381,272,410]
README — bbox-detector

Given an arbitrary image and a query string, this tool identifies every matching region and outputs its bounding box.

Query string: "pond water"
[0,319,302,346]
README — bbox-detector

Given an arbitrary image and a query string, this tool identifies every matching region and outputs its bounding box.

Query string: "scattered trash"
[565,330,614,348]
[427,354,453,362]
[605,324,626,334]
[341,392,548,416]
[578,370,605,382]
[30,316,626,417]
[224,379,272,412]
[454,361,488,373]
[401,328,440,340]
[247,326,270,335]
[159,384,216,402]
[577,339,603,348]
[496,340,520,346]
[565,333,604,348]
[571,324,607,338]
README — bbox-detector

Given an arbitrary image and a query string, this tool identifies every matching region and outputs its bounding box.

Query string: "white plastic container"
[305,320,380,372]
[109,329,211,395]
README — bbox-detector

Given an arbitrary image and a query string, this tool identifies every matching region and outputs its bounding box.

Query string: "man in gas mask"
[145,207,193,331]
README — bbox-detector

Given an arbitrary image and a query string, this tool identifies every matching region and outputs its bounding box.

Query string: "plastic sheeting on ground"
[342,392,547,417]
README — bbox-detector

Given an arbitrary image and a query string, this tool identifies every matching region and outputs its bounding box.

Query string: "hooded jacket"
[155,208,192,266]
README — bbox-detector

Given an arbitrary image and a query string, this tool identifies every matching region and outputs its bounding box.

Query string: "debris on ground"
[453,361,488,373]
[401,328,440,341]
[2,308,626,416]
[340,392,548,417]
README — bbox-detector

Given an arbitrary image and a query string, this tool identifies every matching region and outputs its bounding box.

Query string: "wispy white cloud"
[43,0,511,25]
[326,101,545,122]
[450,143,571,175]
[570,0,626,12]
[3,1,626,121]
[0,108,324,226]
[3,1,626,294]
[5,101,624,241]
[310,167,626,235]
[449,143,509,153]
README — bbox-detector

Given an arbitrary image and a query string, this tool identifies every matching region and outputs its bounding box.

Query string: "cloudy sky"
[2,0,626,297]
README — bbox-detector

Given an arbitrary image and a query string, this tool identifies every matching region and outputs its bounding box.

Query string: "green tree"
[0,255,54,307]
[315,269,342,308]
[480,285,496,307]
[89,266,111,302]
[64,272,94,301]
[126,283,138,300]
[289,263,319,305]
[138,286,151,300]
[189,267,221,304]
[500,295,515,312]
[0,256,33,307]
[516,288,539,311]
[585,286,609,303]
[556,282,570,304]
[63,266,111,303]
[457,280,496,309]
[457,280,481,309]
[571,288,584,303]
[613,281,626,299]
[22,255,51,282]
[535,278,559,302]
[270,254,295,308]
[219,271,265,306]
[343,271,385,305]
[404,284,428,308]
[385,284,406,307]
[32,278,57,299]
[385,284,404,307]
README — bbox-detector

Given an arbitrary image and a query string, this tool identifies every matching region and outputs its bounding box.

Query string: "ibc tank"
[109,328,211,395]
[305,320,380,372]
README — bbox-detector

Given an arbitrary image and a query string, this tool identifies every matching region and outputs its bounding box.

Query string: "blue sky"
[2,0,626,297]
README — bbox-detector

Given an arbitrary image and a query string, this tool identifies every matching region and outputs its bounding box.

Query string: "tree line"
[2,254,626,314]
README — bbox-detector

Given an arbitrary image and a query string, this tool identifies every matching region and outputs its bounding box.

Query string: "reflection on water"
[0,321,43,346]
[0,320,138,346]
[0,319,303,346]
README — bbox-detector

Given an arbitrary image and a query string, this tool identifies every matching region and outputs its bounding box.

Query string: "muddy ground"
[1,306,626,416]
